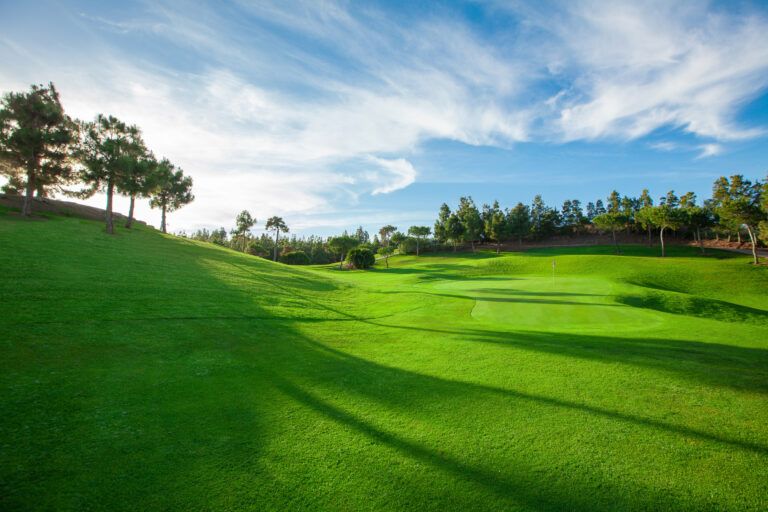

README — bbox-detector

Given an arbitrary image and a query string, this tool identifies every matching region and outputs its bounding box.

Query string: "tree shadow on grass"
[283,333,768,457]
[232,261,768,395]
[379,290,621,307]
[267,370,707,512]
[616,291,768,326]
[359,320,768,395]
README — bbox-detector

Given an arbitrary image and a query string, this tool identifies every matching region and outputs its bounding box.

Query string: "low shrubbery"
[346,247,375,269]
[279,250,310,265]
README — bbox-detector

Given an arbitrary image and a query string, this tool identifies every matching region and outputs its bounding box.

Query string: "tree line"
[0,83,193,234]
[180,176,767,268]
[433,177,768,264]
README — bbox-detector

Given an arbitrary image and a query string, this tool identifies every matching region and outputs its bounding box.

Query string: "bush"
[247,241,267,256]
[397,237,417,255]
[279,250,310,265]
[346,247,375,269]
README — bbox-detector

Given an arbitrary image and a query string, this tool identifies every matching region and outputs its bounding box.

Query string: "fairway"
[2,212,768,511]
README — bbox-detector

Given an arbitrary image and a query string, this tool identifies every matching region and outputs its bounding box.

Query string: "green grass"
[1,211,767,511]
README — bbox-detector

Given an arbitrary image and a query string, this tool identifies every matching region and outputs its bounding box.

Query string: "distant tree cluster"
[180,172,767,269]
[433,177,768,263]
[0,83,193,234]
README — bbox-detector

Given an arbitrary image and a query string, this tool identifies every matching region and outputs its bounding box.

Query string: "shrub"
[279,250,310,265]
[247,241,267,256]
[346,247,375,269]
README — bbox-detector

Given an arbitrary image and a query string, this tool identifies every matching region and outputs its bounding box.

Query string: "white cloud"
[695,143,723,159]
[2,0,768,232]
[367,157,417,195]
[531,1,768,141]
[651,142,677,152]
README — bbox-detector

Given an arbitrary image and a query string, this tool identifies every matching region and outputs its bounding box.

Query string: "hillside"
[1,209,767,511]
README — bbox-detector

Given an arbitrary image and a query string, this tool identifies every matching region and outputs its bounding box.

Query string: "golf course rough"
[1,209,767,511]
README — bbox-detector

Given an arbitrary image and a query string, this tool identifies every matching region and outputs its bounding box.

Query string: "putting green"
[434,277,662,331]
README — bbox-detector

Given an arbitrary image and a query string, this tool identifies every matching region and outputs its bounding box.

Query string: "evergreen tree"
[355,225,369,244]
[377,245,396,269]
[593,213,629,254]
[433,203,451,244]
[328,234,359,270]
[594,199,606,216]
[507,202,532,245]
[266,216,289,261]
[148,158,193,234]
[116,139,155,229]
[637,189,654,245]
[0,82,78,216]
[660,190,679,208]
[585,202,596,222]
[487,209,509,254]
[457,196,483,252]
[77,115,143,234]
[446,213,465,252]
[685,205,715,255]
[607,190,621,213]
[231,210,255,252]
[714,175,764,264]
[642,204,685,257]
[407,226,431,256]
[530,195,558,240]
[679,191,696,209]
[379,225,397,246]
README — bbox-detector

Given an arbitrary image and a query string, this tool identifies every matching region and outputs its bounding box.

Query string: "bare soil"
[0,194,146,226]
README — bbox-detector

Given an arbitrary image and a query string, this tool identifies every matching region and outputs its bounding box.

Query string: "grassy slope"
[1,211,767,511]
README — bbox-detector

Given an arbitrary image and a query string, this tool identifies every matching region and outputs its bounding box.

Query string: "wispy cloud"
[695,143,723,159]
[2,0,768,232]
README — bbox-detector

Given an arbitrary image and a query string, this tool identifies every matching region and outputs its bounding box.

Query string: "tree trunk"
[647,226,652,247]
[385,256,389,269]
[339,254,344,270]
[125,196,135,228]
[453,242,456,253]
[746,225,759,265]
[22,173,35,217]
[161,204,167,233]
[612,229,620,254]
[497,241,501,254]
[727,232,732,242]
[697,227,705,255]
[416,239,420,256]
[273,229,280,261]
[737,231,741,244]
[471,240,475,253]
[659,226,666,257]
[105,180,114,235]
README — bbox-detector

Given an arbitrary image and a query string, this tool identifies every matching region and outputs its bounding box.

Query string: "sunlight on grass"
[1,212,767,511]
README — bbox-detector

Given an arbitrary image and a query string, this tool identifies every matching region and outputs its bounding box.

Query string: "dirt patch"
[0,194,147,226]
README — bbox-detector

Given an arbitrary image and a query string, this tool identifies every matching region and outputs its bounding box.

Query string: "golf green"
[433,277,661,331]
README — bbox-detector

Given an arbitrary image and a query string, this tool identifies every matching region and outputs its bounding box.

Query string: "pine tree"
[148,158,193,234]
[0,82,78,215]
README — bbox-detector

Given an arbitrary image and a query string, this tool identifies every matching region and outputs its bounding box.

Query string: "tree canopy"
[266,216,289,261]
[0,82,78,215]
[148,159,193,234]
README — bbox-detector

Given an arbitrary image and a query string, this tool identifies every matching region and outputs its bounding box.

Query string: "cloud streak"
[1,0,767,232]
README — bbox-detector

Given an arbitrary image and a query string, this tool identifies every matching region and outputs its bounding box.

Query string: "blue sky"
[2,0,768,237]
